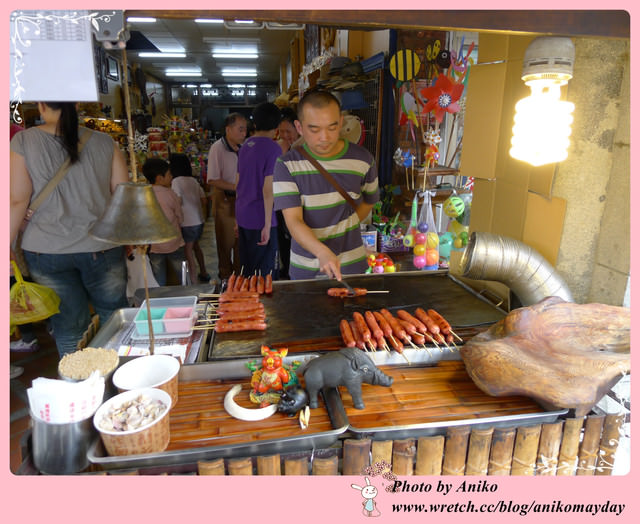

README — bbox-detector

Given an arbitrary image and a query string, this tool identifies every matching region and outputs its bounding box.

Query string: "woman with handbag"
[10,102,129,357]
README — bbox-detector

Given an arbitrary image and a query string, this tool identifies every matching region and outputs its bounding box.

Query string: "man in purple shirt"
[235,103,283,278]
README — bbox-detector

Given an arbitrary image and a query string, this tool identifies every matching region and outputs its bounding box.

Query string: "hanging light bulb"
[510,37,575,167]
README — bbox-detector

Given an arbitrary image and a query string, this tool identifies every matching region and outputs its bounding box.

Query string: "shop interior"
[9,10,630,478]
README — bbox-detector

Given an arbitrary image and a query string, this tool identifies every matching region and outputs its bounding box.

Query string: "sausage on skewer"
[364,311,384,341]
[353,312,372,344]
[349,320,366,351]
[397,309,428,334]
[249,274,258,292]
[340,319,356,348]
[226,273,236,292]
[265,272,273,294]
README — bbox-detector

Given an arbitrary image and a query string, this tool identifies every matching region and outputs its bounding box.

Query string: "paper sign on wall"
[10,10,98,103]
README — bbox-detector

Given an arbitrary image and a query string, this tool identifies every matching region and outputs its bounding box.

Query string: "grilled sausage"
[257,275,265,295]
[265,273,273,294]
[397,309,428,334]
[380,309,409,343]
[353,312,372,343]
[340,319,356,348]
[215,320,267,333]
[349,320,366,350]
[415,308,441,337]
[427,309,451,335]
[364,311,384,340]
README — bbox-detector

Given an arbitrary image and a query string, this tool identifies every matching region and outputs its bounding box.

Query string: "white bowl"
[112,354,180,407]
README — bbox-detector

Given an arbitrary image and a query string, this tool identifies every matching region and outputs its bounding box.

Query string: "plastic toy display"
[303,347,394,410]
[247,346,300,407]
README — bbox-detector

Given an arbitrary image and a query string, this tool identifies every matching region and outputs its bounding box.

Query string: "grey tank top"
[11,127,120,254]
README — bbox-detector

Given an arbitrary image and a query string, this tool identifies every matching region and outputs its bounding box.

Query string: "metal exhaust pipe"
[461,232,573,306]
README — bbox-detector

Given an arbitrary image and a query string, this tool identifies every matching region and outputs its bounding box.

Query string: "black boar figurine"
[303,347,394,410]
[277,386,309,416]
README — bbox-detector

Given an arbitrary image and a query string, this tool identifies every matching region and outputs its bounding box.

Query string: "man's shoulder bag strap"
[296,146,358,211]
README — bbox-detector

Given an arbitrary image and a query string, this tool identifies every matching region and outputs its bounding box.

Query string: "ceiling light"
[201,83,212,88]
[127,17,156,23]
[264,22,306,30]
[139,52,186,58]
[509,37,575,167]
[222,72,257,77]
[166,72,203,77]
[213,53,258,59]
[224,20,264,29]
[195,18,224,24]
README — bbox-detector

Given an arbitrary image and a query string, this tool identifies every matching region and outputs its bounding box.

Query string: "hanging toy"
[403,193,419,248]
[424,128,442,169]
[444,195,466,218]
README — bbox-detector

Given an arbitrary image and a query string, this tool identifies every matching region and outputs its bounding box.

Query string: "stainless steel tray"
[87,354,348,471]
[91,307,206,364]
[339,348,568,440]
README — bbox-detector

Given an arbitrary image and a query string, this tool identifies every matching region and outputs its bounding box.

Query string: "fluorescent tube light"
[139,52,186,58]
[195,18,224,24]
[213,53,258,59]
[166,72,202,77]
[127,17,156,23]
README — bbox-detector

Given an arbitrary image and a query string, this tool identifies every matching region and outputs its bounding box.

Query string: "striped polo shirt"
[273,140,379,280]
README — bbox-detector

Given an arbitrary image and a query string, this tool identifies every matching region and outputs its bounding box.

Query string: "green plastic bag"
[10,260,60,326]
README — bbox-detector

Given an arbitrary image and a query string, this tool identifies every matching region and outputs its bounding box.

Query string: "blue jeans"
[149,247,186,286]
[238,226,279,278]
[23,247,128,356]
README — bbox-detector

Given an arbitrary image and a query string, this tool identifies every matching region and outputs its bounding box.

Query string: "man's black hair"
[252,102,282,131]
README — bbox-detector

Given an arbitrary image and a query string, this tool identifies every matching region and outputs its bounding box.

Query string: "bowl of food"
[93,387,171,456]
[58,347,120,399]
[112,354,180,407]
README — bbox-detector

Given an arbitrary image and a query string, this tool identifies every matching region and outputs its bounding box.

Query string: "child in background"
[142,158,185,286]
[235,102,283,279]
[169,153,210,283]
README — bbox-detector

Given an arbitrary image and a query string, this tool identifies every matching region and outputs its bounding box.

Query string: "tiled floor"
[9,217,220,474]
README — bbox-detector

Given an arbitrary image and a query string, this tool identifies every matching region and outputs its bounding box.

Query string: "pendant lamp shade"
[89,182,179,245]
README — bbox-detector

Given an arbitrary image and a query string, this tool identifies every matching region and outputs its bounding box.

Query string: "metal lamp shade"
[89,182,179,245]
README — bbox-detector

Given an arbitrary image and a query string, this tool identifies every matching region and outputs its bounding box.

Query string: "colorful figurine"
[247,346,300,407]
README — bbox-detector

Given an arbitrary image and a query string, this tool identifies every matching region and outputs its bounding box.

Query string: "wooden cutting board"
[209,272,504,359]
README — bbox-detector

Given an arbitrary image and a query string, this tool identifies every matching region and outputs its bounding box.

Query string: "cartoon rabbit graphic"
[351,476,381,517]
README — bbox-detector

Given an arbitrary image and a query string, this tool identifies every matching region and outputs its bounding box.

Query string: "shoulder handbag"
[20,128,92,231]
[296,146,359,211]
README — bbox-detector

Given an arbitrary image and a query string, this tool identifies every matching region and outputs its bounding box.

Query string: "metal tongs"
[337,278,357,297]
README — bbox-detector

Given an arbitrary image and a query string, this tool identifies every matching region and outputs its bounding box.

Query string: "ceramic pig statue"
[303,347,394,409]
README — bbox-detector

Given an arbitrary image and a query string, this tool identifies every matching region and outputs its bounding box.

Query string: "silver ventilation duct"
[461,232,574,306]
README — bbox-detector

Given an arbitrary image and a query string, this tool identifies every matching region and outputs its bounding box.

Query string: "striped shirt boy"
[274,141,379,280]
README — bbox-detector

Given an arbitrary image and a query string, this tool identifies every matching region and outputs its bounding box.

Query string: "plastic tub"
[133,296,197,339]
[134,307,166,336]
